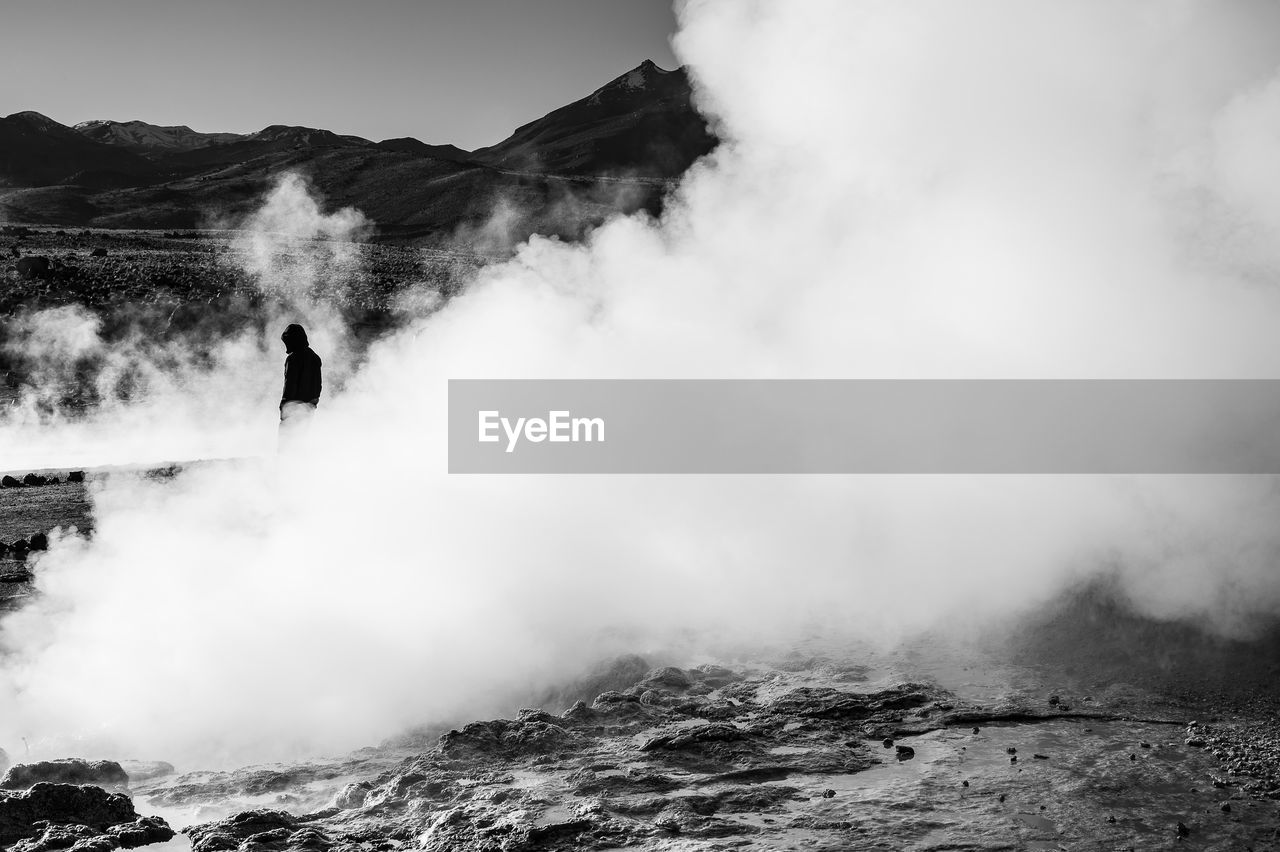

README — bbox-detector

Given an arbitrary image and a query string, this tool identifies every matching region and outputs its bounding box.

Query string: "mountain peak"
[584,59,675,107]
[7,110,63,129]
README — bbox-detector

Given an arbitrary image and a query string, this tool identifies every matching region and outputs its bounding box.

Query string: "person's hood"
[281,324,308,354]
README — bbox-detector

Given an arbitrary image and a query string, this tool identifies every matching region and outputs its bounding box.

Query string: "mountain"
[375,137,473,164]
[74,120,242,154]
[0,60,718,241]
[0,111,157,187]
[471,60,716,177]
[151,124,378,172]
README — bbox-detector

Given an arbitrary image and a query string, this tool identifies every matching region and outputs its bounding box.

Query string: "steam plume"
[3,0,1280,767]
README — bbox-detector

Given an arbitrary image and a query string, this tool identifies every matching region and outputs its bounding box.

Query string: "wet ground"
[98,647,1278,852]
[2,482,1279,850]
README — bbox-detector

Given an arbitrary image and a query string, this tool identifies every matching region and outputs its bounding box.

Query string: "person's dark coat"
[281,324,322,405]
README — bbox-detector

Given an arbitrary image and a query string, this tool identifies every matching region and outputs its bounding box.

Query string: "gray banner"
[447,380,1280,474]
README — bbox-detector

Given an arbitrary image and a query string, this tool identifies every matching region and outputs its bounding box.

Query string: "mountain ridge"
[0,61,717,243]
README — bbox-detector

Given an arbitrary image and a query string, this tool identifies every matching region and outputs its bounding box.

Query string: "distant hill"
[375,137,473,164]
[0,61,717,242]
[74,120,242,154]
[0,112,157,187]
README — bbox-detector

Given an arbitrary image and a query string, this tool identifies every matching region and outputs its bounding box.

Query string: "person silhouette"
[278,323,322,444]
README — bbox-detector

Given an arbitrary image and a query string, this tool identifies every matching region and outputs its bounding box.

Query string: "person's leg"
[278,401,316,452]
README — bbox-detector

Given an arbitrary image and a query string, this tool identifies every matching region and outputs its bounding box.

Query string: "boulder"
[117,761,174,783]
[14,257,50,280]
[186,809,298,852]
[1,760,130,791]
[639,723,748,752]
[438,717,575,758]
[21,474,46,487]
[67,471,85,484]
[766,684,933,720]
[105,815,174,847]
[0,783,144,847]
[640,667,693,690]
[334,781,372,810]
[90,248,108,258]
[27,533,47,552]
[10,540,29,556]
[1,476,21,488]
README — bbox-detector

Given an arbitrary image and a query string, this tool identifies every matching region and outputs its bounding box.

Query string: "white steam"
[3,0,1280,767]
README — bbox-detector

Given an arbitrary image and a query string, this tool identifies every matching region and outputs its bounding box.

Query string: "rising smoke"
[3,0,1280,767]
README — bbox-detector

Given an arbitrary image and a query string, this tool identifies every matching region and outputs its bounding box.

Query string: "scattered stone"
[882,738,894,749]
[1011,755,1018,764]
[999,794,1006,803]
[1129,753,1137,761]
[962,780,969,787]
[895,745,915,761]
[90,248,108,257]
[1033,754,1049,760]
[1049,695,1061,706]
[822,789,835,798]
[1221,802,1232,813]
[1176,821,1190,837]
[972,727,980,734]
[1,759,130,791]
[1007,747,1017,754]
[1139,741,1151,749]
[1107,815,1117,823]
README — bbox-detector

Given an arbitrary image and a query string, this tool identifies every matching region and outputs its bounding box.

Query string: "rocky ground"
[1,226,488,316]
[2,475,1280,850]
[1,611,1279,850]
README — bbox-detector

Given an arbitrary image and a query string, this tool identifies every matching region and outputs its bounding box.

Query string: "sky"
[0,0,680,150]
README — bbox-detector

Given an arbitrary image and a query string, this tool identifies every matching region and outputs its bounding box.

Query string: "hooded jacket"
[281,324,322,405]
